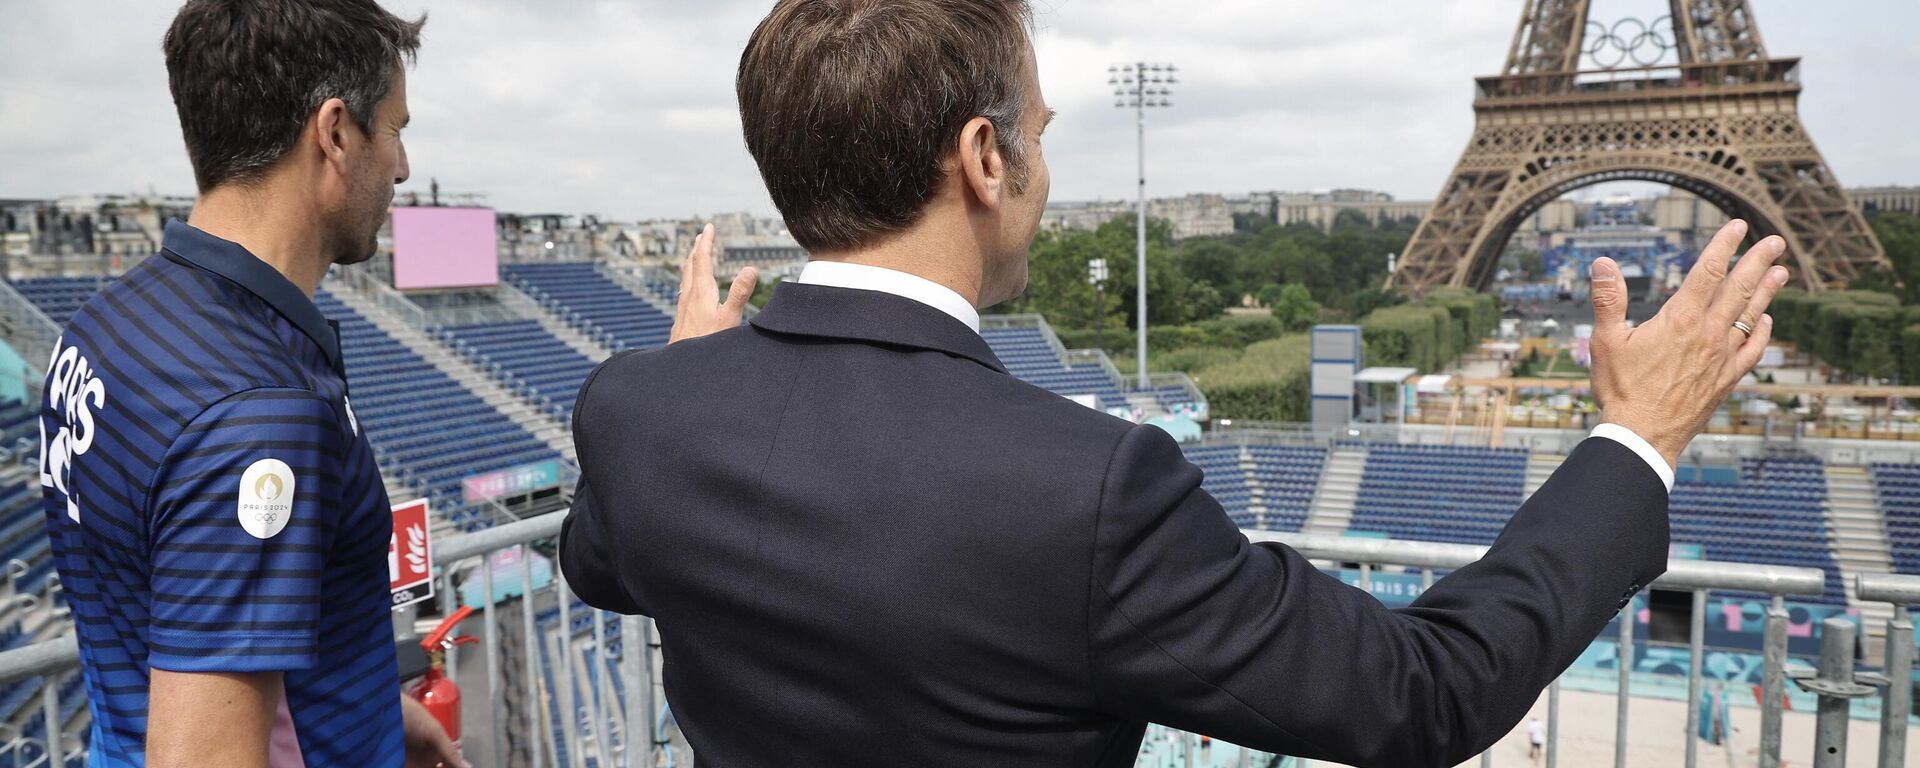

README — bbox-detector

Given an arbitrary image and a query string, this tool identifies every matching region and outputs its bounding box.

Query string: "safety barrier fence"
[0,516,1912,767]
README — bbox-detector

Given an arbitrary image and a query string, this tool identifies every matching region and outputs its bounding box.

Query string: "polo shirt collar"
[160,219,343,372]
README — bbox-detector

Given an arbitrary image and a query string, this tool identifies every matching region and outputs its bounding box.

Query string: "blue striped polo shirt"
[39,220,403,766]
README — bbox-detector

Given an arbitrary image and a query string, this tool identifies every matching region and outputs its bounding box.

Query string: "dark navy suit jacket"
[560,282,1670,767]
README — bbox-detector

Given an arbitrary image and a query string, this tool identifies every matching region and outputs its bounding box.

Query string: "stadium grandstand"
[0,209,1916,766]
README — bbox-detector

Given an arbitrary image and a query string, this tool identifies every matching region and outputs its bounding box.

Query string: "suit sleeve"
[559,477,643,614]
[1086,426,1669,766]
[558,353,646,615]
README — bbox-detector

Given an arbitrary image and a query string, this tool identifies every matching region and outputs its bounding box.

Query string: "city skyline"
[3,0,1917,222]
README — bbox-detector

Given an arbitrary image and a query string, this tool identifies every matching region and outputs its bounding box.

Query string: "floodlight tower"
[1110,62,1176,389]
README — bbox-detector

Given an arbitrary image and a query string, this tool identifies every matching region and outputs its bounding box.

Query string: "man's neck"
[808,223,986,308]
[185,185,329,298]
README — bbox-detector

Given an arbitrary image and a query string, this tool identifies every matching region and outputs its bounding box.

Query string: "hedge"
[1771,289,1910,380]
[1357,290,1499,374]
[1188,334,1314,422]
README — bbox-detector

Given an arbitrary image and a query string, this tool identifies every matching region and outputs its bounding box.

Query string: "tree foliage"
[1268,284,1320,331]
[1769,288,1914,382]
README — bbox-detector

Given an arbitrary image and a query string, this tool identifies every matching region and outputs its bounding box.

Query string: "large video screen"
[391,206,499,290]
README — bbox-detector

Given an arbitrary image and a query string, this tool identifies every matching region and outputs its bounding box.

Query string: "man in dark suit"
[560,1,1792,764]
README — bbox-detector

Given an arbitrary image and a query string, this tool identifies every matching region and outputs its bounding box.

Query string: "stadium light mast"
[1111,62,1175,389]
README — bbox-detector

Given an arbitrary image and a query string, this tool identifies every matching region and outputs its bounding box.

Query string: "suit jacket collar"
[749,282,1007,374]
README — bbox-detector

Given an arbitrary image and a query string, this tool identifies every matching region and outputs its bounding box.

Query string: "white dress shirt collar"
[795,260,982,335]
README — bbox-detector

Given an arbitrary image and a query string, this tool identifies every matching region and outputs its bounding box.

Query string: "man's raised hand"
[668,223,758,344]
[1587,219,1791,469]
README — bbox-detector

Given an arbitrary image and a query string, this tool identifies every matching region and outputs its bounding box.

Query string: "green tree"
[1269,284,1320,331]
[1866,210,1920,304]
[1849,320,1898,382]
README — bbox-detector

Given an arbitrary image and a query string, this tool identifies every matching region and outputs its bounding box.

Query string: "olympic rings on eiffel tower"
[1584,16,1675,70]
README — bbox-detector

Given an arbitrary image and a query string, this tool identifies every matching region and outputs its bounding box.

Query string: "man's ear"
[956,116,1005,211]
[311,97,354,175]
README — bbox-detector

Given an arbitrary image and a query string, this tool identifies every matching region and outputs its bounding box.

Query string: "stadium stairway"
[495,283,616,363]
[1525,453,1563,498]
[597,262,679,317]
[1825,465,1895,640]
[1301,447,1364,535]
[325,278,577,464]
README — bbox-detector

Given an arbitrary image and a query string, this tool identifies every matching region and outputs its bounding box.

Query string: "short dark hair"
[162,0,424,192]
[738,0,1034,253]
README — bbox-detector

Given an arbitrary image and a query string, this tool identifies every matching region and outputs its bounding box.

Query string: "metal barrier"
[1246,531,1830,768]
[1856,573,1920,768]
[0,515,1899,767]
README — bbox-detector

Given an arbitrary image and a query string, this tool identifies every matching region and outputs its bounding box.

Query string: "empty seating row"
[12,277,111,326]
[505,263,674,351]
[315,290,564,530]
[1875,463,1920,575]
[438,320,599,423]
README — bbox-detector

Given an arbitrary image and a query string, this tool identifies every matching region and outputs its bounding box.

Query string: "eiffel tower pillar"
[1391,0,1890,295]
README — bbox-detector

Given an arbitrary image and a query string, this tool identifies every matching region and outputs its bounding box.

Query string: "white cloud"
[1,0,1913,220]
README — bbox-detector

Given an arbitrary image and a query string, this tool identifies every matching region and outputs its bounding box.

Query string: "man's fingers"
[675,228,706,309]
[1726,264,1789,348]
[1674,219,1748,315]
[690,223,717,289]
[1588,257,1629,345]
[1725,313,1774,385]
[1708,236,1787,326]
[723,267,759,312]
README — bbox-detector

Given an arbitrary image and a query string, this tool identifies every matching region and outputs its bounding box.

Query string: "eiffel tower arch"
[1390,0,1891,294]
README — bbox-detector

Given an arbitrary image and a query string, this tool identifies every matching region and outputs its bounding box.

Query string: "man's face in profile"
[985,42,1052,308]
[334,68,412,266]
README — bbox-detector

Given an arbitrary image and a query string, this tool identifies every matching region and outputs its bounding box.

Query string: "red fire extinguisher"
[409,605,479,743]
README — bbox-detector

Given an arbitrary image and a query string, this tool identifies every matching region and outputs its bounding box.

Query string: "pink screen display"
[390,207,499,290]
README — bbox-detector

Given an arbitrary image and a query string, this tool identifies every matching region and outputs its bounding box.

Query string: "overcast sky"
[3,0,1916,221]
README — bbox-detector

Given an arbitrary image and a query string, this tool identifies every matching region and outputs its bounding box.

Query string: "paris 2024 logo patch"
[239,458,295,539]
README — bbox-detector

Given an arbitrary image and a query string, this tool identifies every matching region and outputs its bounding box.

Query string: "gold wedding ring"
[1732,320,1754,339]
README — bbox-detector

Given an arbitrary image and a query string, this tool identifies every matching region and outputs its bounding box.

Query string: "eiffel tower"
[1389,0,1891,294]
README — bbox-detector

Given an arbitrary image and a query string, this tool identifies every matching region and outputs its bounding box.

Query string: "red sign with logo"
[389,499,434,610]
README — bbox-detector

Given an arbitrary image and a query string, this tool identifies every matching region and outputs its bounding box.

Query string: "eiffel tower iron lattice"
[1389,0,1890,294]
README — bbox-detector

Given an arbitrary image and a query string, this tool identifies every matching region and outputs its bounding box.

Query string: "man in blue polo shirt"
[38,1,464,765]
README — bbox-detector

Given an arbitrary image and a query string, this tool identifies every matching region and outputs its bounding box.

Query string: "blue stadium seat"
[438,320,599,422]
[504,263,673,352]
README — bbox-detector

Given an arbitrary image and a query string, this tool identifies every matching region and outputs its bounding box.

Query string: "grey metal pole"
[1685,590,1706,768]
[444,569,461,682]
[1881,605,1912,768]
[522,550,545,768]
[621,615,648,768]
[41,676,59,768]
[1184,730,1196,768]
[1616,598,1633,768]
[1133,63,1149,391]
[1546,678,1560,768]
[485,555,505,768]
[1480,748,1493,767]
[589,612,609,766]
[1761,595,1788,768]
[1359,563,1372,595]
[558,573,579,768]
[1812,617,1856,768]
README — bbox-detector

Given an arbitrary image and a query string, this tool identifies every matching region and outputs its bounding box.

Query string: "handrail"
[1856,572,1920,605]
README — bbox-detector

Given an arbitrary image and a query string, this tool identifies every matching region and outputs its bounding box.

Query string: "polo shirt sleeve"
[146,388,343,674]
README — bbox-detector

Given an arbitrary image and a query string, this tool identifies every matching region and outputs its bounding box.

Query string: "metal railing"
[0,517,1909,767]
[0,280,60,375]
[1246,531,1835,768]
